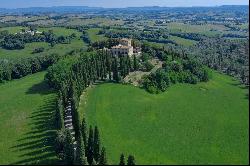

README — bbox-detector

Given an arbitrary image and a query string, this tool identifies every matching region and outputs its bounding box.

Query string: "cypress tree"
[119,154,125,165]
[64,129,74,164]
[99,147,107,165]
[56,93,64,129]
[119,56,125,77]
[113,57,120,82]
[126,55,132,73]
[55,129,66,160]
[69,80,80,138]
[81,117,88,152]
[87,126,94,165]
[75,134,87,165]
[133,54,138,71]
[106,51,112,80]
[127,155,136,165]
[92,159,97,165]
[93,126,101,162]
[102,52,107,80]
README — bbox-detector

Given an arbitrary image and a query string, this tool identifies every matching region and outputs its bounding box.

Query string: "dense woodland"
[139,43,210,93]
[0,53,63,82]
[189,38,249,85]
[143,59,210,94]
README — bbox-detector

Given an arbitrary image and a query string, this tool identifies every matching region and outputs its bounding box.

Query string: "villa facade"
[111,38,141,57]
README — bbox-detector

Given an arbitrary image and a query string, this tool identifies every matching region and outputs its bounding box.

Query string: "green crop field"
[0,72,60,165]
[79,71,249,165]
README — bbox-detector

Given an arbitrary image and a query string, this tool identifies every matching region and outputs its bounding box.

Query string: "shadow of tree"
[229,81,249,90]
[245,93,249,100]
[10,94,62,165]
[229,80,249,100]
[26,80,54,95]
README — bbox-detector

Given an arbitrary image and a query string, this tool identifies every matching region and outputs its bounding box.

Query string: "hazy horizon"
[0,0,248,9]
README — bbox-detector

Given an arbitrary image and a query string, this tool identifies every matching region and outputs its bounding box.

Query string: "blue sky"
[0,0,248,8]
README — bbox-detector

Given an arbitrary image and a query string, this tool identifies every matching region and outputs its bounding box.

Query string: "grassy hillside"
[0,26,28,33]
[0,72,60,165]
[87,28,108,42]
[79,71,249,165]
[37,27,82,36]
[166,22,228,37]
[0,26,86,59]
[169,35,197,46]
[0,42,49,59]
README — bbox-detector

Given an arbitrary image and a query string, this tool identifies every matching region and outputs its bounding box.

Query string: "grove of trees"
[143,59,210,94]
[0,53,63,82]
[46,50,137,165]
[0,29,77,50]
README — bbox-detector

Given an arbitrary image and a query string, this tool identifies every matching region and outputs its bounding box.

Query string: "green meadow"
[0,72,60,165]
[79,71,249,165]
[0,26,86,59]
[37,27,82,36]
[0,42,49,59]
[169,35,197,46]
[0,26,28,34]
[87,28,108,42]
[166,22,228,37]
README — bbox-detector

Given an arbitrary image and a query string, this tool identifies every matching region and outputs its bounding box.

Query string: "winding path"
[64,99,77,151]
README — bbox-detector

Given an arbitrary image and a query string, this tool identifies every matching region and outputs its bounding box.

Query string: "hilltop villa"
[111,38,141,57]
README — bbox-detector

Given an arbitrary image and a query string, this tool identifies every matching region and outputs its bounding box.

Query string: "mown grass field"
[0,72,60,165]
[0,26,86,59]
[79,71,249,165]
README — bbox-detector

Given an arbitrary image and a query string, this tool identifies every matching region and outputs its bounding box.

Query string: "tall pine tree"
[127,155,136,165]
[113,56,120,82]
[69,80,80,138]
[87,126,94,165]
[119,154,125,165]
[133,54,139,71]
[93,126,101,163]
[81,117,88,153]
[64,129,74,164]
[99,147,107,165]
[75,134,87,165]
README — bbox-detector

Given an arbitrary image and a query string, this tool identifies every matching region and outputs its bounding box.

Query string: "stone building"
[111,38,141,57]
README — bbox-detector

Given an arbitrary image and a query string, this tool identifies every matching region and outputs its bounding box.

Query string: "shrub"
[143,61,154,72]
[32,47,45,54]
